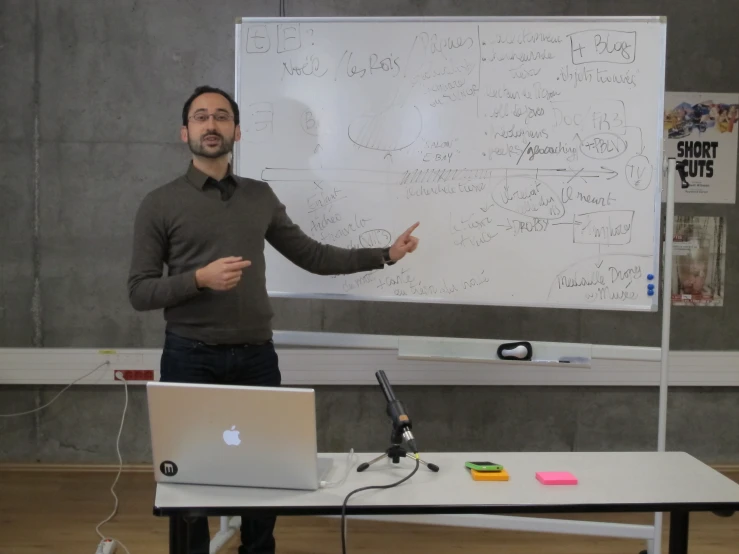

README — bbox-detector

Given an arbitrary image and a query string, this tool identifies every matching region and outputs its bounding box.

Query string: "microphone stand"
[357,371,439,473]
[356,428,440,473]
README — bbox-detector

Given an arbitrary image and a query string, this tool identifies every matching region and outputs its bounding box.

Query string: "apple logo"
[223,425,241,446]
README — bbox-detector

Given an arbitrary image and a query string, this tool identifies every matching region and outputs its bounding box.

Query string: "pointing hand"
[389,222,420,262]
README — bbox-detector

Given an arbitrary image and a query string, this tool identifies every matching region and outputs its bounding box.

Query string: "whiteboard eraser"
[497,341,532,360]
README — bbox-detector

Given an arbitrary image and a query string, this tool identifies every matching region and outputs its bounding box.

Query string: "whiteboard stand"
[219,15,673,554]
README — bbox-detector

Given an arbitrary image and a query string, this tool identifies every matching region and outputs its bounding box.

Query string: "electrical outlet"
[115,369,154,381]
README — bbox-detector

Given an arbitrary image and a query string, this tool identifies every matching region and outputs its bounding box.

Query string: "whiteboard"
[234,16,666,311]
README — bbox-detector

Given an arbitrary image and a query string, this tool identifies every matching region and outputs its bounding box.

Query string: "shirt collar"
[186,162,236,190]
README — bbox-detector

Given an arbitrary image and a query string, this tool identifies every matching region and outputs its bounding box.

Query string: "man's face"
[181,92,241,159]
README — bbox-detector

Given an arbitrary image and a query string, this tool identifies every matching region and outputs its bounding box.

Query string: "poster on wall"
[663,92,739,203]
[671,216,726,307]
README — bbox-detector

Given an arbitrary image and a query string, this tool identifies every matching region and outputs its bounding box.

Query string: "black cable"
[340,455,420,554]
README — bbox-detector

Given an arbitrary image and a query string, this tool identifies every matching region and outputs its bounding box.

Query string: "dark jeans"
[160,331,281,554]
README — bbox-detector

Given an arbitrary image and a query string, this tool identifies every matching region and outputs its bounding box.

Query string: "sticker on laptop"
[160,460,178,476]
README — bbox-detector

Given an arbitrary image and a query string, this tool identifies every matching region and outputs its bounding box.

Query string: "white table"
[153,451,739,554]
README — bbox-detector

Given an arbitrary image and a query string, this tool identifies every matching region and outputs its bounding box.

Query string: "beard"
[187,129,235,159]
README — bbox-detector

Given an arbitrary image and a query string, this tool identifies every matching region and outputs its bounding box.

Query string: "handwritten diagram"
[348,105,423,151]
[236,18,665,310]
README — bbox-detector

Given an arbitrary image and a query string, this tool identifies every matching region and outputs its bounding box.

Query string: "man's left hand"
[389,222,420,262]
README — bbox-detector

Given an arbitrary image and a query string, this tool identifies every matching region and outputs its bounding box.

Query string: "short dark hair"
[181,85,240,126]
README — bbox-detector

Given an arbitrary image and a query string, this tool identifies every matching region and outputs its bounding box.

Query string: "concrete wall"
[1,383,738,464]
[1,0,738,464]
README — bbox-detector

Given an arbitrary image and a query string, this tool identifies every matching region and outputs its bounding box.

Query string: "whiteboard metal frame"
[230,16,671,554]
[235,16,665,23]
[234,15,666,313]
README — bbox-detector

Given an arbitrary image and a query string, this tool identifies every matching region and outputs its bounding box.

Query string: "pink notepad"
[536,471,578,485]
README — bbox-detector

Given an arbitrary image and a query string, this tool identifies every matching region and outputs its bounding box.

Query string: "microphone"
[375,370,418,453]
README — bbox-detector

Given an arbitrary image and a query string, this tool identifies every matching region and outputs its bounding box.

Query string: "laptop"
[146,381,334,490]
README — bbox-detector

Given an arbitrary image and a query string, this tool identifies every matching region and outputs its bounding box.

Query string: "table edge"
[152,501,739,518]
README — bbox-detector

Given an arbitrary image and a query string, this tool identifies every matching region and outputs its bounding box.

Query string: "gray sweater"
[127,163,385,344]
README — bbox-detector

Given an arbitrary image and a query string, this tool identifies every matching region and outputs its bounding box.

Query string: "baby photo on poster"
[671,216,726,307]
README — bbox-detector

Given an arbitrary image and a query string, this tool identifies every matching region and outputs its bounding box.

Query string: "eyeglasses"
[188,112,234,123]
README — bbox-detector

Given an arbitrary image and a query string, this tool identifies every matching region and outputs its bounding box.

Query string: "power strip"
[96,539,118,554]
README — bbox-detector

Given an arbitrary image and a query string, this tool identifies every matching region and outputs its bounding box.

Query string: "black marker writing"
[282,55,328,78]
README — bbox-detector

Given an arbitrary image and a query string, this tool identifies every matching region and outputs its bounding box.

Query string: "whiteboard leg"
[651,512,663,554]
[229,515,242,529]
[210,516,240,553]
[652,158,676,554]
[658,160,675,456]
[210,520,236,554]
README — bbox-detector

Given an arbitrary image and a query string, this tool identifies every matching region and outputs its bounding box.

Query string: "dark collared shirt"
[127,163,385,344]
[188,164,238,201]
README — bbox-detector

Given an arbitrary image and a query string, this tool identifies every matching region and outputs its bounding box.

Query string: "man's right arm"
[127,195,202,311]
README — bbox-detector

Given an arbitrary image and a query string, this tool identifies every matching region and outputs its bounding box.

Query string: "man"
[127,85,420,554]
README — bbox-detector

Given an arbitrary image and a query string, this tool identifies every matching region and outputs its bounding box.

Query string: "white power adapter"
[95,539,117,554]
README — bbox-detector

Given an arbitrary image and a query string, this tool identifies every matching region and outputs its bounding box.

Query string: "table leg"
[169,514,188,554]
[668,510,689,554]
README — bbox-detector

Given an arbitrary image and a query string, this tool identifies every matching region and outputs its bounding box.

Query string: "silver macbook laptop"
[146,381,333,490]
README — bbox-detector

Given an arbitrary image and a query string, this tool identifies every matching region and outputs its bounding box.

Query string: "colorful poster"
[663,92,739,203]
[671,216,726,306]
